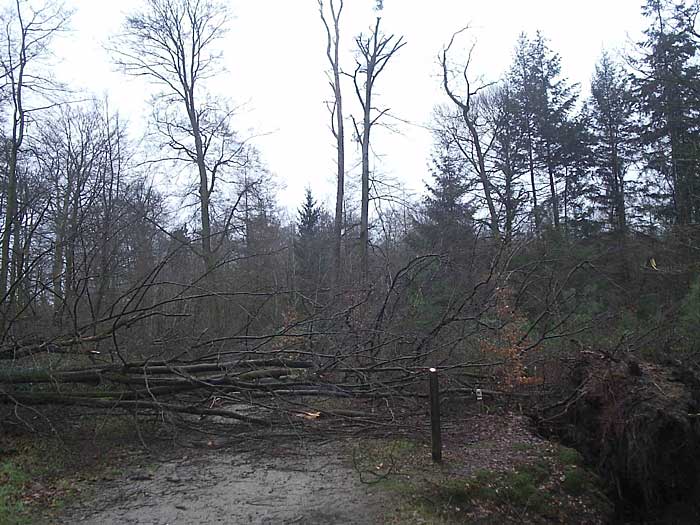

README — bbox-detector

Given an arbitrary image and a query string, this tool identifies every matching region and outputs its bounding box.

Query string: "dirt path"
[52,441,386,525]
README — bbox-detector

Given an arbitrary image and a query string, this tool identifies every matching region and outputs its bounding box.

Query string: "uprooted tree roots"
[537,354,700,519]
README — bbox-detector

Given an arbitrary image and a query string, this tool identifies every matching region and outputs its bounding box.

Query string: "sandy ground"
[53,441,385,525]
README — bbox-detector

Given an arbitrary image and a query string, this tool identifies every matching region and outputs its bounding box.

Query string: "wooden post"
[428,367,442,463]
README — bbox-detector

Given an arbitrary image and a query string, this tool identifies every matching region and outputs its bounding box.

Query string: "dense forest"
[1,0,699,522]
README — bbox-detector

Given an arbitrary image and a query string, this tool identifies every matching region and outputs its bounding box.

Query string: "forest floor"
[1,409,614,524]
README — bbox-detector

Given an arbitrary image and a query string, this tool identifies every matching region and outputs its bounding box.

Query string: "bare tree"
[110,0,244,273]
[34,103,127,329]
[319,0,345,290]
[0,0,70,330]
[352,16,405,281]
[441,29,500,240]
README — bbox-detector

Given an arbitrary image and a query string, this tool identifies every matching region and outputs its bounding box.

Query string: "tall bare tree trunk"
[320,0,345,290]
[51,164,72,327]
[112,0,231,276]
[353,17,405,282]
[464,115,500,239]
[359,62,372,282]
[52,220,65,325]
[187,91,215,273]
[1,146,19,313]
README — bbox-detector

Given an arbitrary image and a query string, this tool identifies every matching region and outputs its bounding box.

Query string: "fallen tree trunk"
[2,390,269,425]
[0,359,315,384]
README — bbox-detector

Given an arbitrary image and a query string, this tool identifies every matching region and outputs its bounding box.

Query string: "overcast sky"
[54,0,646,215]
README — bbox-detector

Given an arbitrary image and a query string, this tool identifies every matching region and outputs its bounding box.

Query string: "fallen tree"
[0,342,507,429]
[0,242,548,432]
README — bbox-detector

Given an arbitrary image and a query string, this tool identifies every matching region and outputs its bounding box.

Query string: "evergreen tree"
[634,0,700,225]
[297,188,322,238]
[486,83,530,243]
[294,188,330,297]
[559,113,596,235]
[589,53,635,233]
[509,32,580,231]
[410,142,475,254]
[509,34,541,231]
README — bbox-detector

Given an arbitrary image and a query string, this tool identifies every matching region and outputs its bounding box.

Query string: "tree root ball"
[538,356,700,521]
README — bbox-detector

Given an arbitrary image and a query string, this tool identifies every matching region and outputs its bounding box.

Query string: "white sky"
[53,0,646,215]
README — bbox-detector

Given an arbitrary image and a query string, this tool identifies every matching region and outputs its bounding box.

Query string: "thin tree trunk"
[190,109,214,272]
[360,74,372,281]
[546,142,560,229]
[441,30,499,240]
[333,98,345,289]
[0,152,18,313]
[526,128,540,233]
[10,197,23,311]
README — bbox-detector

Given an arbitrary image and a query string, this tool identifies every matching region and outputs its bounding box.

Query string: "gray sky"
[54,0,646,215]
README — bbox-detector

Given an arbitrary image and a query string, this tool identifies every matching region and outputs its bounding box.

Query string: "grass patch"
[561,465,590,495]
[460,470,500,501]
[440,477,493,506]
[351,438,420,469]
[511,442,536,453]
[364,436,613,524]
[0,460,30,525]
[500,464,550,511]
[432,464,552,515]
[0,440,83,524]
[384,438,418,455]
[556,445,584,466]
